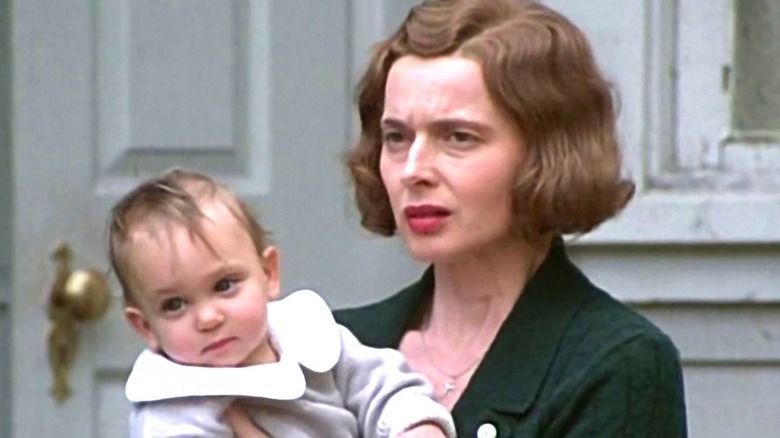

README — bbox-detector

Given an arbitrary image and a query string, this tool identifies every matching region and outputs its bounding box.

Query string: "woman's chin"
[404,242,458,264]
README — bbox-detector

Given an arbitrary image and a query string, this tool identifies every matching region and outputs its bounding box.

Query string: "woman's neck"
[425,235,552,346]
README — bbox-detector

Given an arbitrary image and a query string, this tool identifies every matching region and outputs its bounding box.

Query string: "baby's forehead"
[120,218,216,272]
[131,196,247,243]
[129,186,240,226]
[197,192,245,220]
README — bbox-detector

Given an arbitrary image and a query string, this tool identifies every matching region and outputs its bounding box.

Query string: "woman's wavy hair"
[346,0,634,239]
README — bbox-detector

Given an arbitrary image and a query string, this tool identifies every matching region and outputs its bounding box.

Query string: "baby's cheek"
[159,328,200,364]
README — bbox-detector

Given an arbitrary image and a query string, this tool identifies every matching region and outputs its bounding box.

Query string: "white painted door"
[9,2,420,437]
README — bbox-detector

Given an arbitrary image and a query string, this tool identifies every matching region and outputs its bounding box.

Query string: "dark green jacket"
[335,238,687,437]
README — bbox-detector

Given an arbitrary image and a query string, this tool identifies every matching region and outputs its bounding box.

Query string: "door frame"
[1,0,13,434]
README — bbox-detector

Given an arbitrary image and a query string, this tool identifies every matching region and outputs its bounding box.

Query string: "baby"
[109,169,455,438]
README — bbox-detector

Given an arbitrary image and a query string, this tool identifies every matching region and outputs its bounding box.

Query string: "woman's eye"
[161,297,185,313]
[383,131,403,142]
[446,131,479,145]
[214,278,237,293]
[381,130,409,150]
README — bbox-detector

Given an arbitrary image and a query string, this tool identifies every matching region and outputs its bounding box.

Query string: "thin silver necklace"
[420,329,485,398]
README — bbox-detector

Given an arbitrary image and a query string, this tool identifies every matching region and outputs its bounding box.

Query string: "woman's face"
[379,55,525,263]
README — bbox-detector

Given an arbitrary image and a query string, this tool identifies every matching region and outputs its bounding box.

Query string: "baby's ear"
[261,246,281,300]
[124,307,160,351]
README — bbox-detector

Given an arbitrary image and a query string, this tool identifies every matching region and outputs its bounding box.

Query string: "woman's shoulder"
[533,284,685,424]
[533,243,679,364]
[333,280,427,349]
[532,286,687,437]
[561,283,681,369]
[581,285,673,341]
[333,297,392,346]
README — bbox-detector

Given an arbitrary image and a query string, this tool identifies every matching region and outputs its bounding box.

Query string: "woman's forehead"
[385,55,488,104]
[383,55,513,132]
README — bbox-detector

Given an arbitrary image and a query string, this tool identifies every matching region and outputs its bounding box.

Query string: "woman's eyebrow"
[380,118,407,129]
[381,117,490,132]
[430,118,491,132]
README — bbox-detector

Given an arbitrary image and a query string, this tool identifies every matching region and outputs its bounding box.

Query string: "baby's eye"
[161,297,186,314]
[214,278,237,293]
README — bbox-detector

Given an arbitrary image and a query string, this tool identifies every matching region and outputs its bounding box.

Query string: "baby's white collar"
[125,289,341,402]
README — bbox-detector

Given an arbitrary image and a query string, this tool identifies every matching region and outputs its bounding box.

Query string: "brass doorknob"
[47,244,112,403]
[61,269,110,321]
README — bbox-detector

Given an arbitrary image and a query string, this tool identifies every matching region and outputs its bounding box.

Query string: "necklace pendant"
[442,380,456,396]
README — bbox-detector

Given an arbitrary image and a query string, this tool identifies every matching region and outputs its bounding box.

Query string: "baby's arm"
[398,423,452,437]
[128,397,234,438]
[333,325,456,438]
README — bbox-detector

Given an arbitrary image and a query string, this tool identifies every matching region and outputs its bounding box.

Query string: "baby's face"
[122,198,280,367]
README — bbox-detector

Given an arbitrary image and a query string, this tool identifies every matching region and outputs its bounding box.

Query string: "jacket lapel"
[334,238,592,431]
[455,239,590,420]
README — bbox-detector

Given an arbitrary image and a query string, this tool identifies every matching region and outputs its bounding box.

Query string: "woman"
[335,0,687,436]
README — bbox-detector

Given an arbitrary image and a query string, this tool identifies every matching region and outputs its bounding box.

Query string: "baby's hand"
[397,422,449,438]
[224,402,270,438]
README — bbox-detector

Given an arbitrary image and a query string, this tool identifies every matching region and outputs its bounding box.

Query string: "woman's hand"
[224,402,270,438]
[398,422,449,437]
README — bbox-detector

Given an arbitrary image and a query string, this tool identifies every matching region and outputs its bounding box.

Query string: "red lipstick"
[403,205,450,234]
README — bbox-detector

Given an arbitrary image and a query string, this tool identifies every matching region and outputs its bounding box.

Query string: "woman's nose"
[400,137,436,186]
[195,302,224,331]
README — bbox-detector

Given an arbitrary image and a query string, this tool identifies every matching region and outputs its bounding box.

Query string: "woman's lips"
[403,205,451,234]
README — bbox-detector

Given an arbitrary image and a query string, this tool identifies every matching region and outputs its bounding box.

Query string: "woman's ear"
[261,246,281,300]
[124,307,160,351]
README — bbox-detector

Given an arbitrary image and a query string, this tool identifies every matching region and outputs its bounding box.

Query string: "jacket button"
[476,422,498,438]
